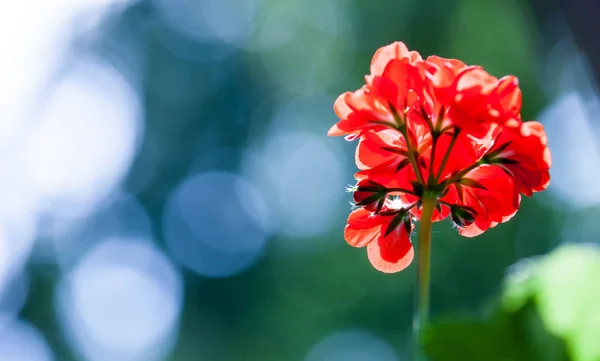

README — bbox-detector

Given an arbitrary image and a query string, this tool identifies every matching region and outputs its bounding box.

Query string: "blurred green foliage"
[424,244,600,361]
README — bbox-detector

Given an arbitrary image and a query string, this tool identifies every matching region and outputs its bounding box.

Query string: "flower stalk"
[414,193,436,360]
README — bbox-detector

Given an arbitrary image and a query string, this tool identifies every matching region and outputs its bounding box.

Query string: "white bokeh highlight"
[163,171,270,278]
[305,329,400,361]
[0,1,68,148]
[56,238,183,361]
[24,59,142,219]
[539,37,600,210]
[0,0,145,339]
[0,319,54,361]
[0,0,138,146]
[541,91,600,208]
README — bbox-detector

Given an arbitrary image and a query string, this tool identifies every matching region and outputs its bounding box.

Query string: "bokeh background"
[1,0,599,360]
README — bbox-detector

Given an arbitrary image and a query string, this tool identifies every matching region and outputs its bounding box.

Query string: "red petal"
[425,56,467,73]
[433,132,479,181]
[367,222,414,273]
[330,90,393,136]
[370,75,399,109]
[490,121,551,195]
[355,158,417,189]
[370,41,422,77]
[333,92,353,119]
[454,66,498,95]
[494,76,522,116]
[458,222,488,237]
[441,164,520,237]
[381,59,425,108]
[327,123,346,137]
[464,165,519,218]
[344,208,382,248]
[423,56,468,95]
[355,130,405,170]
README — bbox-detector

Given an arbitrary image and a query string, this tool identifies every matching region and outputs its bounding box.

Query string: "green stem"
[441,160,481,187]
[388,104,424,184]
[434,130,460,183]
[414,194,436,361]
[401,129,424,184]
[427,135,437,185]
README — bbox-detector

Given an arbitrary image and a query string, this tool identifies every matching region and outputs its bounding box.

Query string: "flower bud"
[353,179,388,213]
[450,204,476,227]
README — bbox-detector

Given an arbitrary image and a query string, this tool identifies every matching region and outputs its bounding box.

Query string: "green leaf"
[423,307,569,361]
[425,244,600,361]
[531,245,600,361]
[502,257,540,312]
[502,244,600,361]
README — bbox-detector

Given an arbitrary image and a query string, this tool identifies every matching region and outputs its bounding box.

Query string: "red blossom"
[329,41,551,273]
[425,65,523,138]
[439,165,521,237]
[484,121,551,196]
[345,207,414,273]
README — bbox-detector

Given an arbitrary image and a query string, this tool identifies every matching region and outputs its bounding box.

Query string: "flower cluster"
[329,42,551,273]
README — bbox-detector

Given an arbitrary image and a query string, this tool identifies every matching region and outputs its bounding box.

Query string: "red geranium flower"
[329,42,551,273]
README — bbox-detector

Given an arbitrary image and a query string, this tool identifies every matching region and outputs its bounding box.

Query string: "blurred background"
[1,0,599,360]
